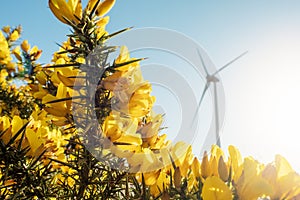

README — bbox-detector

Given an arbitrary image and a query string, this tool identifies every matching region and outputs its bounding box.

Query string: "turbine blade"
[191,82,210,126]
[197,48,209,76]
[212,51,248,76]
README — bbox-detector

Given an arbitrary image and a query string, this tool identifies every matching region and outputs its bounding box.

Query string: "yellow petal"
[12,46,22,62]
[276,172,300,199]
[114,134,142,146]
[241,177,273,200]
[30,46,39,55]
[228,145,243,181]
[144,170,161,186]
[96,0,115,17]
[275,154,294,180]
[236,158,273,200]
[202,176,232,200]
[44,107,67,117]
[26,128,43,153]
[33,85,49,99]
[0,116,12,144]
[56,84,68,101]
[36,71,47,85]
[11,116,24,139]
[262,163,277,186]
[74,0,83,19]
[210,144,224,161]
[10,30,19,41]
[57,72,76,87]
[116,46,130,64]
[97,16,110,27]
[49,0,76,24]
[0,69,8,78]
[86,0,99,13]
[0,116,11,130]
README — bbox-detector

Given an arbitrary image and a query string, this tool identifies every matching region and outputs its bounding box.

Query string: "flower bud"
[21,40,30,52]
[12,46,22,62]
[218,156,229,182]
[191,157,201,178]
[211,156,218,176]
[2,26,10,34]
[174,166,181,189]
[201,151,212,179]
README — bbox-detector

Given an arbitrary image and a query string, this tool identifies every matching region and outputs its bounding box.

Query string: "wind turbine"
[192,49,248,147]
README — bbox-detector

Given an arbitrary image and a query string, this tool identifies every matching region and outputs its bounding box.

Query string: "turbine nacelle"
[206,75,219,83]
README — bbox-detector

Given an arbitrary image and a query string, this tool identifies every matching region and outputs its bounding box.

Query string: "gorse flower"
[49,0,115,25]
[48,0,83,25]
[0,31,12,65]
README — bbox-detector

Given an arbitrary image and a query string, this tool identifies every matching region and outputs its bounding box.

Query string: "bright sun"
[222,31,300,171]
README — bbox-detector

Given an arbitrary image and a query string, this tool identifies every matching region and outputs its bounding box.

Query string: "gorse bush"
[0,0,300,199]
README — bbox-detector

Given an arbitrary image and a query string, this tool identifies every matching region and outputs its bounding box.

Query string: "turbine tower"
[193,50,248,147]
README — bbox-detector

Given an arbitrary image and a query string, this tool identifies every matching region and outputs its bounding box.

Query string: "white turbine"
[192,50,248,147]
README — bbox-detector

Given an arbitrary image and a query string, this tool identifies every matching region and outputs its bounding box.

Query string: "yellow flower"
[35,71,47,85]
[0,31,12,65]
[169,141,190,168]
[2,26,10,34]
[21,40,30,52]
[102,112,139,142]
[6,62,16,71]
[118,82,155,118]
[34,84,49,99]
[42,83,71,117]
[126,148,162,173]
[235,157,273,200]
[179,145,193,178]
[211,144,224,161]
[149,169,170,196]
[115,46,140,72]
[49,0,82,25]
[262,155,300,199]
[143,170,161,186]
[0,69,8,82]
[29,46,42,60]
[202,176,232,200]
[11,116,24,139]
[25,128,44,154]
[0,116,11,144]
[139,113,163,147]
[9,30,20,41]
[12,46,22,62]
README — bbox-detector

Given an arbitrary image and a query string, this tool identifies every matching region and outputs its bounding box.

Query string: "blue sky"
[1,1,300,170]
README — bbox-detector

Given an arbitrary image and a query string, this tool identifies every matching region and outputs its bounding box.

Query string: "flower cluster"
[0,0,299,199]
